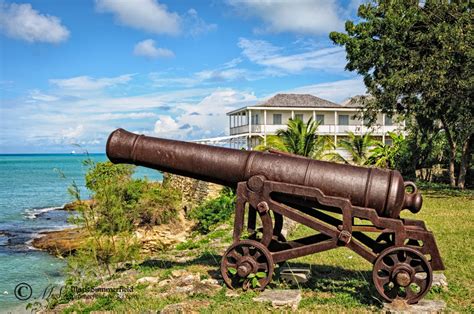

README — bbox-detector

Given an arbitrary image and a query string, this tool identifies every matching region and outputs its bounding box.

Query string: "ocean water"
[0,154,162,310]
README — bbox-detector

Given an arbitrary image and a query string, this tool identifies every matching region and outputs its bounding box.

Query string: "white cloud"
[227,0,343,35]
[133,39,174,58]
[195,68,248,82]
[285,78,367,103]
[95,0,181,35]
[0,1,69,43]
[49,74,133,91]
[95,112,158,121]
[154,115,180,135]
[29,89,59,102]
[185,8,217,37]
[238,38,346,73]
[153,89,257,139]
[60,124,84,140]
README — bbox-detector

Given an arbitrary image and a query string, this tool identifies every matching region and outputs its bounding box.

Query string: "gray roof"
[253,94,361,108]
[340,95,373,108]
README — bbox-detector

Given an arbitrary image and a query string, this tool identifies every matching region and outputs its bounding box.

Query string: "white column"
[291,110,294,119]
[264,110,267,146]
[313,110,316,122]
[334,111,338,145]
[248,109,252,150]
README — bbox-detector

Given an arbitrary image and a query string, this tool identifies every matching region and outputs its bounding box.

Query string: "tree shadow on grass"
[138,251,222,270]
[276,261,382,307]
[138,253,382,307]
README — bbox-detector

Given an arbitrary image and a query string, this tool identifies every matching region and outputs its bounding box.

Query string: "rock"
[432,273,448,288]
[137,276,160,284]
[31,228,86,256]
[279,267,311,285]
[162,173,223,214]
[174,285,194,294]
[181,274,200,285]
[253,290,302,310]
[383,299,446,313]
[160,300,210,314]
[171,269,189,278]
[63,199,94,211]
[158,279,172,287]
[281,219,298,238]
[201,278,219,285]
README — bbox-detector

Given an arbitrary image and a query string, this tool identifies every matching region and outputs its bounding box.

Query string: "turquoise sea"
[0,154,162,311]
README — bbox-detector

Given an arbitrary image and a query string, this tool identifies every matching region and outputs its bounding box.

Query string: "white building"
[226,94,404,149]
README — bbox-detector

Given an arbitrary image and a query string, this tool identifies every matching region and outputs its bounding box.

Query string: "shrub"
[66,161,181,280]
[189,187,236,234]
[136,182,181,226]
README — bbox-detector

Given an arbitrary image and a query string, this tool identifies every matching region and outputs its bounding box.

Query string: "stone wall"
[162,173,223,214]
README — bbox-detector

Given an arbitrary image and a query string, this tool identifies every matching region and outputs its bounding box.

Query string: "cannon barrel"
[106,128,422,218]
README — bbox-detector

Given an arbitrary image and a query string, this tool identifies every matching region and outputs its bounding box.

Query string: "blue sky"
[0,0,366,153]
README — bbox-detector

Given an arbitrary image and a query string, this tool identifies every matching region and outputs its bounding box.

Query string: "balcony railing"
[230,124,402,136]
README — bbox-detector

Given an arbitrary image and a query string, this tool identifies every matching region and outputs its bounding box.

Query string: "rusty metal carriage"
[106,128,444,304]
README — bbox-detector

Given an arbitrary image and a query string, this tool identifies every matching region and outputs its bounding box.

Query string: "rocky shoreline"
[31,199,195,257]
[32,227,86,256]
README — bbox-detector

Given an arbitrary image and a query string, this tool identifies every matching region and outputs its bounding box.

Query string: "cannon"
[106,128,444,304]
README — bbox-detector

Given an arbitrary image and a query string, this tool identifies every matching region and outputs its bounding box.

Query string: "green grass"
[54,188,473,312]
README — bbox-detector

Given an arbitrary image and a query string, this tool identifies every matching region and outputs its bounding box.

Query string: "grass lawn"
[59,187,473,313]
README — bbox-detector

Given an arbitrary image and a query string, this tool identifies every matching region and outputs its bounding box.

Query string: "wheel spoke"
[253,251,262,260]
[229,250,241,261]
[376,276,391,287]
[258,263,268,271]
[383,254,396,267]
[406,286,418,299]
[413,264,426,273]
[413,276,427,292]
[380,261,393,273]
[242,246,250,256]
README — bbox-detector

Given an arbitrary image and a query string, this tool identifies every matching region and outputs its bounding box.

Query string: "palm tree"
[337,132,376,165]
[367,132,405,168]
[255,117,335,159]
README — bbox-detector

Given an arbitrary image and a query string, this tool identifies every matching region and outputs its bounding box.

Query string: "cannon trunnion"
[107,129,444,305]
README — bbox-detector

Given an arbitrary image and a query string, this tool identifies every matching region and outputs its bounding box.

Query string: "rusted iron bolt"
[257,201,269,213]
[247,175,266,192]
[237,264,251,277]
[395,271,411,287]
[337,230,352,244]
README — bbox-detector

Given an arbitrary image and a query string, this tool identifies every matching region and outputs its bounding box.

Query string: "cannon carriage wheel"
[220,240,274,291]
[372,246,432,304]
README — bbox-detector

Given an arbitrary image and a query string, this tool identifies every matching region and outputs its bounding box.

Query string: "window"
[363,116,371,126]
[338,114,349,125]
[273,114,282,125]
[385,115,393,126]
[294,113,304,121]
[251,114,259,125]
[316,114,325,125]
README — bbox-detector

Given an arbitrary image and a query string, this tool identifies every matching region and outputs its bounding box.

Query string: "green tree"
[330,0,473,188]
[255,117,335,159]
[368,132,405,169]
[338,132,376,165]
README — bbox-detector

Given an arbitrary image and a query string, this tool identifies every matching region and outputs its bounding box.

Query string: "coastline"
[29,201,91,256]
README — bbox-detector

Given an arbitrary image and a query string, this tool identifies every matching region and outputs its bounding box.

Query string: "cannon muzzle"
[106,128,422,218]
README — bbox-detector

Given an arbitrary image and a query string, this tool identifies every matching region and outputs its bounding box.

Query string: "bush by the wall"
[189,187,236,234]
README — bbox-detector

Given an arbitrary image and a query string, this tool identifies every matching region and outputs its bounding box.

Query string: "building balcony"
[230,124,403,136]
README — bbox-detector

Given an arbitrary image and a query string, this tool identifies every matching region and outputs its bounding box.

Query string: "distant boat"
[71,150,76,154]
